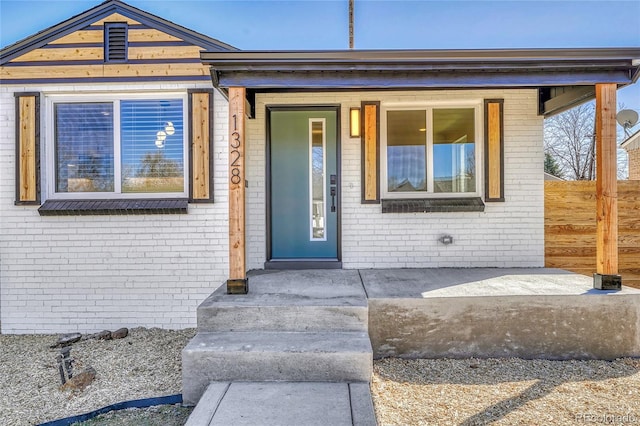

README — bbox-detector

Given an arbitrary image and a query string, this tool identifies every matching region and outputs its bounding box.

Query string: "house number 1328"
[230,114,241,185]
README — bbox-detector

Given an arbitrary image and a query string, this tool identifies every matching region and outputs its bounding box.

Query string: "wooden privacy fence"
[545,181,640,288]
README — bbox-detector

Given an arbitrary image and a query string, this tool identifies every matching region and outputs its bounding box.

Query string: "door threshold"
[265,259,342,270]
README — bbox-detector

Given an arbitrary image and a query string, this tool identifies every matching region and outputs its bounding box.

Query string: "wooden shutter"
[189,89,214,202]
[15,92,40,205]
[361,101,380,203]
[484,99,504,202]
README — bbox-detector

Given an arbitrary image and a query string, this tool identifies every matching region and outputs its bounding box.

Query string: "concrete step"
[197,291,368,332]
[185,381,377,426]
[197,270,369,333]
[182,331,373,405]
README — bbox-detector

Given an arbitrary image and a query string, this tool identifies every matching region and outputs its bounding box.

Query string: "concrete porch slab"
[185,381,377,426]
[244,269,367,303]
[359,267,640,298]
[361,268,640,360]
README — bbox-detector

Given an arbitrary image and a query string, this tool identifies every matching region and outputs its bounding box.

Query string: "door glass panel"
[433,108,476,193]
[310,119,326,240]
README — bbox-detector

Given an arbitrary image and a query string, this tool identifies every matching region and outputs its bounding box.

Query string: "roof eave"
[201,47,640,90]
[201,47,640,64]
[202,48,640,117]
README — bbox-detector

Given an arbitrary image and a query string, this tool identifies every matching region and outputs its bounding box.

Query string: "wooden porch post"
[594,83,621,289]
[227,87,248,294]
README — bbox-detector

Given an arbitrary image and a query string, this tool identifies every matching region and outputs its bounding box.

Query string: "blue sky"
[1,0,639,111]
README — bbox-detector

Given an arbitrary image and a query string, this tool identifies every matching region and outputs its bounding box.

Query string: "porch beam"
[227,87,248,294]
[212,70,631,91]
[594,83,621,289]
[539,86,595,117]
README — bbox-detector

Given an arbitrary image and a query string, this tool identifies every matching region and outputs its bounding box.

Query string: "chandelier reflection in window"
[155,121,175,148]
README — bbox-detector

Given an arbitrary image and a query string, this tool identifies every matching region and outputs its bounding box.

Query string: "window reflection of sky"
[55,103,114,192]
[433,143,475,179]
[434,143,476,193]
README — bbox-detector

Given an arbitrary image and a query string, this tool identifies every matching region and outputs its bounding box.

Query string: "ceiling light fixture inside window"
[155,130,167,148]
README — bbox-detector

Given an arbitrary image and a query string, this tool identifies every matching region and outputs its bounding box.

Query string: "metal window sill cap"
[381,197,485,213]
[38,199,188,216]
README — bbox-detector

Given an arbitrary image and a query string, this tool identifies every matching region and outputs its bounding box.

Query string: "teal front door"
[269,108,339,260]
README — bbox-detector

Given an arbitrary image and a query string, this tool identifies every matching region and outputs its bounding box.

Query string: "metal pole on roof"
[349,0,354,49]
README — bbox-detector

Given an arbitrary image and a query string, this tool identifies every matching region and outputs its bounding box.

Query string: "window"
[55,103,114,193]
[382,104,481,198]
[49,95,187,199]
[310,119,326,240]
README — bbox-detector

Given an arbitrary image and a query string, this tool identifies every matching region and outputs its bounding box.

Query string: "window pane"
[55,103,114,192]
[120,100,184,193]
[433,108,476,193]
[387,110,426,192]
[310,120,325,240]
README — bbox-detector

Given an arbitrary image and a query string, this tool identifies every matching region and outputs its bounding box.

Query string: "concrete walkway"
[185,381,376,426]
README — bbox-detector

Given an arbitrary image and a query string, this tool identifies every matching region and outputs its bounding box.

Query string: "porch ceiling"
[201,47,640,116]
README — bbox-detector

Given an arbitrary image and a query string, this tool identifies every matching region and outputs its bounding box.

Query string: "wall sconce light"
[350,107,361,138]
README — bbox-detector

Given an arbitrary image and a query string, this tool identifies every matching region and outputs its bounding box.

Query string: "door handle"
[330,186,336,212]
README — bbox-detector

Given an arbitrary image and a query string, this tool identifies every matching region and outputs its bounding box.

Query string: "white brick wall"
[0,83,230,333]
[1,86,545,333]
[247,90,544,269]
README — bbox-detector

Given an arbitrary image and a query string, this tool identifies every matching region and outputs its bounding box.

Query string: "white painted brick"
[1,82,229,333]
[2,85,544,333]
[247,90,544,270]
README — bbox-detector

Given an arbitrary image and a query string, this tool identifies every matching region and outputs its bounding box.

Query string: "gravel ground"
[0,327,196,426]
[1,327,639,426]
[372,357,640,425]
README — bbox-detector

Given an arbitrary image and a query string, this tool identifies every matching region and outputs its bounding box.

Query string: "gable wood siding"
[0,12,210,84]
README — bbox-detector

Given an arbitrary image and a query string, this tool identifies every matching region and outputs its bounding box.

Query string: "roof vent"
[104,22,128,63]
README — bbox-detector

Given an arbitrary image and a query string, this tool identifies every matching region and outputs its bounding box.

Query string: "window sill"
[381,197,485,213]
[38,199,188,216]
